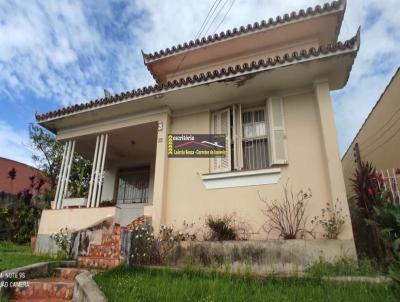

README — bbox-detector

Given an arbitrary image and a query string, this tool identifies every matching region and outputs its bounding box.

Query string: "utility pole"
[353,142,361,169]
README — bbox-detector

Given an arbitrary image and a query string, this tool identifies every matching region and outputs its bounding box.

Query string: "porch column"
[152,114,170,232]
[54,139,75,209]
[313,79,353,239]
[88,133,108,207]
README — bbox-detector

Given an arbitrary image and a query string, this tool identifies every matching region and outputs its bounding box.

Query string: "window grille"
[116,167,150,204]
[242,108,269,170]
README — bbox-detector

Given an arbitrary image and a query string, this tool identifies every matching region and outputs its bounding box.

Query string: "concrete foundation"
[168,239,357,273]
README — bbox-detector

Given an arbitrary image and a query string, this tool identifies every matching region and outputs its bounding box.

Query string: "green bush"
[51,227,72,259]
[205,215,238,241]
[389,261,400,289]
[312,201,346,239]
[366,193,400,261]
[0,203,41,244]
[129,224,185,266]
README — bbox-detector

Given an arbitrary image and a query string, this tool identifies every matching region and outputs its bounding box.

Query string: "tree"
[29,124,92,198]
[29,124,64,191]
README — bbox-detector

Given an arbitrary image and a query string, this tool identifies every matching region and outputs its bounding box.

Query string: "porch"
[40,111,170,234]
[58,121,157,222]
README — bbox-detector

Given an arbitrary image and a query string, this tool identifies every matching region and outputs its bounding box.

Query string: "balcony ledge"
[201,168,281,189]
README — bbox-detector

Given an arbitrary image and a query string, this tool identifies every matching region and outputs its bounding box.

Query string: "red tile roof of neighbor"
[35,0,356,124]
[0,157,49,195]
[142,0,345,63]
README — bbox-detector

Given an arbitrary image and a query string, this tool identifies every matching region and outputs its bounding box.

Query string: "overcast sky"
[0,0,399,166]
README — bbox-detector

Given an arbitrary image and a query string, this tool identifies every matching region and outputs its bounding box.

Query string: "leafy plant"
[367,192,400,260]
[259,182,314,239]
[205,214,240,241]
[129,224,186,266]
[389,261,400,289]
[0,203,41,244]
[51,227,71,259]
[350,161,387,261]
[312,201,346,239]
[130,224,157,265]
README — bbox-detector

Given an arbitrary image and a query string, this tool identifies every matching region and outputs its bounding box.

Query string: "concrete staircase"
[10,267,85,302]
[77,224,122,269]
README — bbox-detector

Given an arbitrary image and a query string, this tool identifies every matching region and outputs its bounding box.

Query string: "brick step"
[11,278,74,300]
[88,244,120,259]
[55,267,87,281]
[77,256,120,269]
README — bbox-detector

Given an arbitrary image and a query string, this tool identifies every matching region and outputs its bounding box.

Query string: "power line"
[174,0,222,75]
[363,122,400,157]
[213,0,236,34]
[195,0,222,39]
[357,106,400,147]
[359,116,400,152]
[175,0,227,73]
[204,0,230,36]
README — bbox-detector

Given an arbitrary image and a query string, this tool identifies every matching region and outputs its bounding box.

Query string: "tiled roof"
[36,34,359,123]
[142,0,345,63]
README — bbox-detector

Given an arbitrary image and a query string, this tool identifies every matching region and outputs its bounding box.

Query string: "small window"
[116,167,150,204]
[242,108,269,170]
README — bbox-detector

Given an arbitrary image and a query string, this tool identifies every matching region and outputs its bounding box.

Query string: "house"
[342,67,400,197]
[0,157,49,203]
[35,0,359,257]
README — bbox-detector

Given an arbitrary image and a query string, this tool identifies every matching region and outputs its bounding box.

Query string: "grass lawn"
[0,242,55,271]
[94,266,398,302]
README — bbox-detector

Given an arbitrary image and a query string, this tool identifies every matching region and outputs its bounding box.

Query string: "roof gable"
[143,0,347,84]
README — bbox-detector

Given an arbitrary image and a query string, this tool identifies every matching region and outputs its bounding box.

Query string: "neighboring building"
[35,0,359,256]
[342,67,400,197]
[0,157,47,196]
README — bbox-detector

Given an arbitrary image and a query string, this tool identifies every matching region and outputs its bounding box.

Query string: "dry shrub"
[259,181,315,239]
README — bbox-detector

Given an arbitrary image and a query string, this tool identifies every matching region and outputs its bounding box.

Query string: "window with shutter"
[267,97,288,165]
[209,99,287,174]
[210,108,231,172]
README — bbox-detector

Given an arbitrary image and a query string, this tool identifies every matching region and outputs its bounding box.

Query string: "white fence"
[375,168,400,202]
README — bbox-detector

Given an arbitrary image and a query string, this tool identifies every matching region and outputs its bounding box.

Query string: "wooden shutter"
[267,97,288,165]
[211,108,231,172]
[233,104,243,170]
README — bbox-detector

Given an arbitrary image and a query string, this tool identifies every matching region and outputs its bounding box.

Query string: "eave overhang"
[143,0,347,83]
[36,29,359,134]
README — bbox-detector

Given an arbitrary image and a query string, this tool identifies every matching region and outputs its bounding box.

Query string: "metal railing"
[375,168,400,203]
